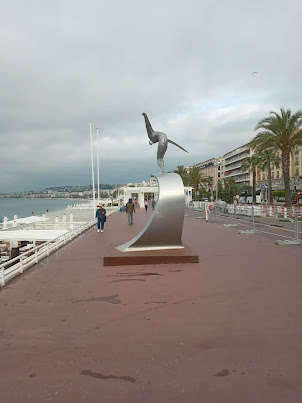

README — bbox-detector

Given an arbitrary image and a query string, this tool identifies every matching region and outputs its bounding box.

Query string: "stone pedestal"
[104,245,198,267]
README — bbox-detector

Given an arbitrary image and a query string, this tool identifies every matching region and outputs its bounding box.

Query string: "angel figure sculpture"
[142,113,188,173]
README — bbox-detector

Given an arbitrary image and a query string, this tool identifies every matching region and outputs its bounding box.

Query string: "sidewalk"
[1,208,302,402]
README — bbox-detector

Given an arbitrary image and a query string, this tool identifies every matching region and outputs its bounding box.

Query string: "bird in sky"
[252,71,258,75]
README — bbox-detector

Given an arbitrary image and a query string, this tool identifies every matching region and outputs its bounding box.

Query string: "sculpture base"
[103,245,198,267]
[116,173,185,252]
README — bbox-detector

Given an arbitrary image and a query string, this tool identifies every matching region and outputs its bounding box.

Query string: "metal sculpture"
[116,173,185,252]
[142,113,188,173]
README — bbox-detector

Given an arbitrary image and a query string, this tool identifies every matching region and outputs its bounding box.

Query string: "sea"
[0,198,84,221]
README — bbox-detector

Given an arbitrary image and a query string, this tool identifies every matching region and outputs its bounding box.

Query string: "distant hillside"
[44,184,114,192]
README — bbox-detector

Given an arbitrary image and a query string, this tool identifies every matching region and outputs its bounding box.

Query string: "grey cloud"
[1,0,302,192]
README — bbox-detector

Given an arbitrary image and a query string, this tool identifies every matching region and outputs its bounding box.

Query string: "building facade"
[194,157,222,191]
[256,146,302,192]
[221,144,252,186]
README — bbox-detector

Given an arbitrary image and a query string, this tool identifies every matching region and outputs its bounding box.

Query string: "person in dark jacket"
[144,199,148,212]
[95,204,106,232]
[125,198,135,225]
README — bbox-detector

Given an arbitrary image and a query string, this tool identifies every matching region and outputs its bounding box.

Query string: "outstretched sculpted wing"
[168,139,188,153]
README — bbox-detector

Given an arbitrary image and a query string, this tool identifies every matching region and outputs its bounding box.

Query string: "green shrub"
[272,190,285,201]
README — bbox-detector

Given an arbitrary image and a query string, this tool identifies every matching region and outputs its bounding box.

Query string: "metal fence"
[187,202,302,245]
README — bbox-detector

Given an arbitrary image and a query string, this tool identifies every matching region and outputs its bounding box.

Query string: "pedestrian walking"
[151,198,156,210]
[144,199,148,212]
[126,198,135,225]
[96,204,107,232]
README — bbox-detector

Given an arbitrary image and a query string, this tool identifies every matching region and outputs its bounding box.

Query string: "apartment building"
[256,145,302,191]
[221,144,252,186]
[187,143,302,198]
[194,157,222,190]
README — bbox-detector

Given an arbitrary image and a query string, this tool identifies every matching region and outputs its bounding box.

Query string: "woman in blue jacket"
[96,204,106,233]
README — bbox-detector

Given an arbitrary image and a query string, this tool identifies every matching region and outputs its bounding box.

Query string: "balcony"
[224,146,250,159]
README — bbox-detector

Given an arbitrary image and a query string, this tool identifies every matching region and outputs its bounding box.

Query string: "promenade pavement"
[1,207,302,402]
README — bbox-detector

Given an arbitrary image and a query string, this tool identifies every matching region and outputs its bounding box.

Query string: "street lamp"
[214,160,220,202]
[89,121,96,218]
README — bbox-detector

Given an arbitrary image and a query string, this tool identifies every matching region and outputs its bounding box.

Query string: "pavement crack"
[110,279,145,283]
[81,370,136,383]
[70,295,121,304]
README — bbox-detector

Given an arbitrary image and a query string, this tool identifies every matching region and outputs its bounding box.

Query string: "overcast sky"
[1,0,302,193]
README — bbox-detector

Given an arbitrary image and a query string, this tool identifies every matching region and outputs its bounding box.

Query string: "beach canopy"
[0,230,68,241]
[6,216,50,225]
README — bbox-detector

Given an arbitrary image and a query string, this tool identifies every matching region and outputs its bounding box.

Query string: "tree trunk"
[267,158,272,206]
[252,171,256,204]
[282,152,291,207]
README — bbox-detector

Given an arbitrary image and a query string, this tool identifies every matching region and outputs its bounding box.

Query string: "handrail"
[0,217,99,288]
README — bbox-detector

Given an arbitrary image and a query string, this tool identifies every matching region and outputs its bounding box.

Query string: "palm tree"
[173,165,189,186]
[188,166,203,201]
[205,176,213,191]
[204,176,214,200]
[241,155,262,204]
[238,183,253,204]
[223,178,239,203]
[256,148,280,206]
[250,108,302,207]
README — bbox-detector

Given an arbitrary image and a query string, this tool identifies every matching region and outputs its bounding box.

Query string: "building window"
[276,171,280,178]
[271,172,274,179]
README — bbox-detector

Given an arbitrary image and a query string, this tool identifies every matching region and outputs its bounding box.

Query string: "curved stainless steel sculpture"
[116,173,185,252]
[142,113,188,173]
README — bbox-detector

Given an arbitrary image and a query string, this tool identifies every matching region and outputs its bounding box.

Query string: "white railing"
[1,207,119,231]
[67,202,119,209]
[21,222,87,231]
[0,218,96,288]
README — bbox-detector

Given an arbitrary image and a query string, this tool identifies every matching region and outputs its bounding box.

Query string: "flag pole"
[90,121,96,217]
[97,127,100,205]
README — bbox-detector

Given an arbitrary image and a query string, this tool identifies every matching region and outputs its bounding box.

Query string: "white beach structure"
[120,179,193,208]
[0,229,68,245]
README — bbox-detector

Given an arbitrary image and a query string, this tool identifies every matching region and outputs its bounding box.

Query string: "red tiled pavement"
[1,208,302,402]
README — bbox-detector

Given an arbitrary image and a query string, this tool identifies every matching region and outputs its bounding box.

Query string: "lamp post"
[96,128,100,205]
[214,160,220,202]
[89,121,96,218]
